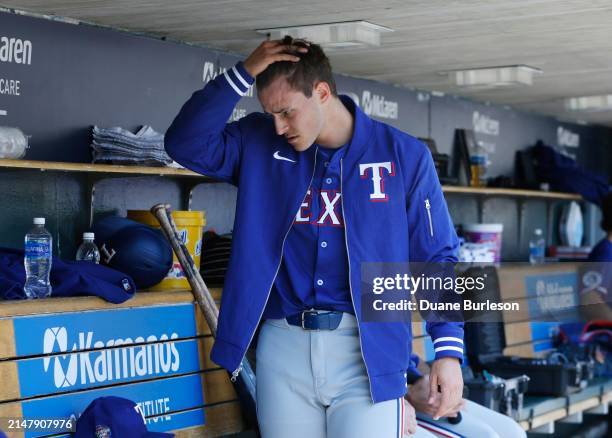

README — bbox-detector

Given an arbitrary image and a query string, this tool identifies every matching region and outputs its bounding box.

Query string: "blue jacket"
[165,62,464,403]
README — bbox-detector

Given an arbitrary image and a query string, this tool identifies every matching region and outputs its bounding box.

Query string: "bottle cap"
[33,217,45,225]
[83,232,95,240]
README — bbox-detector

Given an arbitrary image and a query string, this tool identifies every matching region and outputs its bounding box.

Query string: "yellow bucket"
[127,210,206,290]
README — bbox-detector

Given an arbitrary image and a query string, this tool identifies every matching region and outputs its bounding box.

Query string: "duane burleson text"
[372,299,519,312]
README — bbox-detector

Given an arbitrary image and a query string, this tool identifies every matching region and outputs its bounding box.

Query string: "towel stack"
[91,125,178,167]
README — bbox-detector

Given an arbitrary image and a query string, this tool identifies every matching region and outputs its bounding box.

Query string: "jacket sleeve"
[406,353,424,384]
[164,62,254,185]
[406,142,464,362]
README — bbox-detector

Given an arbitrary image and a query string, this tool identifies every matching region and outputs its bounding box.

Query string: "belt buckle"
[301,310,318,330]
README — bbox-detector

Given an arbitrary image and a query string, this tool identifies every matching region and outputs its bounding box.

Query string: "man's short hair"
[601,192,612,232]
[256,36,337,98]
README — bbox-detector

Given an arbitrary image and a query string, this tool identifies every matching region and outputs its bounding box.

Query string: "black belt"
[286,310,344,330]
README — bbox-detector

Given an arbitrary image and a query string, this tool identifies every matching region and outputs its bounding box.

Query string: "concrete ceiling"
[3,0,612,127]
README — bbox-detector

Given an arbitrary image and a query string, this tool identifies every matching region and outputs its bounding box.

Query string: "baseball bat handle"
[150,203,218,334]
[151,203,259,433]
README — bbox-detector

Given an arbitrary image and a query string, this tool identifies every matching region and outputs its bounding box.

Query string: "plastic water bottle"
[529,228,546,265]
[76,232,100,263]
[24,217,53,298]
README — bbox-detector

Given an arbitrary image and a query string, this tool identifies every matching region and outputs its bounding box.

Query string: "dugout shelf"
[516,377,612,431]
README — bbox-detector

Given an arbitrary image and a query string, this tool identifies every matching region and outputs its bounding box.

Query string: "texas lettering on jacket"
[294,161,395,226]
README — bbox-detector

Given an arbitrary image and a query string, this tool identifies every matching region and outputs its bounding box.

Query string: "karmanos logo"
[42,326,180,389]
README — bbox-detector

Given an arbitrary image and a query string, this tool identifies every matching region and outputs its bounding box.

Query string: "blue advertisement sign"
[16,338,203,397]
[13,303,197,356]
[525,272,578,352]
[20,374,204,438]
[11,303,201,397]
[525,272,579,321]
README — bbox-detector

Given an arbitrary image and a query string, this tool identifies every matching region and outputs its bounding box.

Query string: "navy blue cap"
[74,396,173,438]
[0,247,136,303]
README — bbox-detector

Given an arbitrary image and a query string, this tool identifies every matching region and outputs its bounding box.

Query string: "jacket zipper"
[231,147,320,381]
[340,159,374,401]
[425,198,434,238]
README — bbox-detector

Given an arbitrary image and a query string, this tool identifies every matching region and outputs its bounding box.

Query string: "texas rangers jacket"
[165,62,464,403]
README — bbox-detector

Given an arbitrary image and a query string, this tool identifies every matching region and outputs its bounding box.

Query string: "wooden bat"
[150,203,259,433]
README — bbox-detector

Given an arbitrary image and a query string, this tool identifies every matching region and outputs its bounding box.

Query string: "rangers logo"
[359,161,395,201]
[100,243,116,264]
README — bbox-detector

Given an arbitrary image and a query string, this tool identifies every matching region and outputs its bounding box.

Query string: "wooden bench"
[0,289,245,438]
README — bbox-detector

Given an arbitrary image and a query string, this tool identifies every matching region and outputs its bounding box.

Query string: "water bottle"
[24,217,53,298]
[76,232,100,263]
[529,228,546,265]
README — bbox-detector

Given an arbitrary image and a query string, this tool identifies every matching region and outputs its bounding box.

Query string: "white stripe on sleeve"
[223,70,246,96]
[432,337,464,345]
[434,346,464,354]
[232,66,251,89]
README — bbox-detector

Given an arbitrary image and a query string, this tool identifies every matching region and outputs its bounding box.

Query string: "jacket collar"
[338,94,375,164]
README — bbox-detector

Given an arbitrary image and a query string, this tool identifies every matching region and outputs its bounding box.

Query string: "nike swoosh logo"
[273,150,296,163]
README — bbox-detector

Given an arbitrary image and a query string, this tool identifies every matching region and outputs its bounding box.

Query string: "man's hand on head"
[427,357,464,420]
[243,39,309,78]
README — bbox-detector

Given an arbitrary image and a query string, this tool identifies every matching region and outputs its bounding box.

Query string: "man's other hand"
[406,374,464,418]
[428,357,463,420]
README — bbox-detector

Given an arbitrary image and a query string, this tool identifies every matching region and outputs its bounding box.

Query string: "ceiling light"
[256,21,393,48]
[444,65,542,89]
[565,94,612,112]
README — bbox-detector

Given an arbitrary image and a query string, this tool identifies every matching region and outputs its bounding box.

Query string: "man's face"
[258,76,324,152]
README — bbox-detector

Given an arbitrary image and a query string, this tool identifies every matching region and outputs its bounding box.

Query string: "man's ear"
[314,81,332,104]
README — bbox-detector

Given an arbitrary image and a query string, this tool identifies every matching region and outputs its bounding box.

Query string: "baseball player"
[165,37,464,438]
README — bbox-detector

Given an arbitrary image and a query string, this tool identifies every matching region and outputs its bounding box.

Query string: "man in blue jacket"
[165,37,464,438]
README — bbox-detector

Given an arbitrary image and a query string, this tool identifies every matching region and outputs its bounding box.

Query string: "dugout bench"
[0,289,245,438]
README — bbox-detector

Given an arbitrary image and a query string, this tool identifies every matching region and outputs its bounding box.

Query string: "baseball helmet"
[93,217,172,289]
[92,216,144,243]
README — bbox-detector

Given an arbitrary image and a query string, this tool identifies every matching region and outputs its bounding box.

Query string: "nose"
[273,116,288,136]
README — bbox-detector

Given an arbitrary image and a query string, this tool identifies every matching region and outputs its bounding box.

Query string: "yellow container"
[127,210,206,290]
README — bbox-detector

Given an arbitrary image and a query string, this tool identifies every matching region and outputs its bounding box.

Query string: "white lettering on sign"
[42,327,181,389]
[0,78,21,96]
[0,36,32,65]
[202,61,216,83]
[362,90,398,120]
[230,108,247,121]
[472,111,500,136]
[138,397,172,423]
[535,280,576,312]
[203,60,253,97]
[557,126,580,148]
